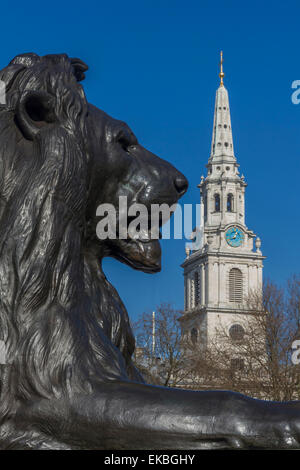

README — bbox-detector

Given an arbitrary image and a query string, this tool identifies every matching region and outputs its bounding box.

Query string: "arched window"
[229,268,243,302]
[229,323,245,341]
[227,194,234,212]
[214,193,220,212]
[191,328,198,344]
[230,358,244,371]
[194,271,199,306]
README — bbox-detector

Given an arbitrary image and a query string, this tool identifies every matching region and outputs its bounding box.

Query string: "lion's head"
[0,53,187,419]
[85,103,188,272]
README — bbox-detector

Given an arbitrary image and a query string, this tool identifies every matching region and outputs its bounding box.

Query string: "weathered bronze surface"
[0,53,299,449]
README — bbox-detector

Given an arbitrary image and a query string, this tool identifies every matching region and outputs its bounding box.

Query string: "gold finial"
[219,50,224,86]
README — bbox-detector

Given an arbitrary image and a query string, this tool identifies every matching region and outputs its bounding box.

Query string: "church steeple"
[180,52,265,372]
[197,51,247,228]
[210,51,235,163]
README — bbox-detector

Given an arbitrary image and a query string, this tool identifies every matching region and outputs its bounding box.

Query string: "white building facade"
[180,53,265,355]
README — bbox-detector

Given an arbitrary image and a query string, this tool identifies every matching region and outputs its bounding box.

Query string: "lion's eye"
[116,129,136,151]
[118,134,131,151]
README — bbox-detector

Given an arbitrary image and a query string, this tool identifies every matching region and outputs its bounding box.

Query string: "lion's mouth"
[110,214,167,273]
[99,206,177,274]
[114,238,161,273]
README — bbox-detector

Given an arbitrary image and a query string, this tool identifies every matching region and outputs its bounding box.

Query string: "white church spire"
[210,51,235,163]
[181,52,265,372]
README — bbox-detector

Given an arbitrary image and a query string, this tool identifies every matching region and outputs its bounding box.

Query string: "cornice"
[179,305,257,321]
[181,249,266,269]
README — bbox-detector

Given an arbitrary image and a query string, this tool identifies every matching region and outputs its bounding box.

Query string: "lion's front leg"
[13,382,300,450]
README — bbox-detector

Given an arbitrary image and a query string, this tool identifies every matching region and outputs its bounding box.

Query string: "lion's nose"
[174,174,188,196]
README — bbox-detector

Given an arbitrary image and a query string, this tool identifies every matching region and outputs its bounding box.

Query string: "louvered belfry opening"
[229,268,243,302]
[214,193,220,212]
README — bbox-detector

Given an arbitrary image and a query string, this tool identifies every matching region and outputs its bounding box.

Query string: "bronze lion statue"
[0,53,299,449]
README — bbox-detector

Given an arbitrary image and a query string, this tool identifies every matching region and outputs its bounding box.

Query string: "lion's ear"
[16,90,56,140]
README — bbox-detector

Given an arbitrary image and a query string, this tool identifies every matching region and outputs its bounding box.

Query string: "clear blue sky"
[1,0,300,321]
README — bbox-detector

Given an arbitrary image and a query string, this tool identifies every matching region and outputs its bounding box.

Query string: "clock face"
[225,226,244,247]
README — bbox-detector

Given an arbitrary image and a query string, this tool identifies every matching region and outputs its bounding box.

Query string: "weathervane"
[219,50,224,86]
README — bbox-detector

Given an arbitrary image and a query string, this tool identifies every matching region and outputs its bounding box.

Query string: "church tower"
[180,52,265,353]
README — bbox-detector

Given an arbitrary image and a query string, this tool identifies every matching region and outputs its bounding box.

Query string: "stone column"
[206,187,211,225]
[201,264,205,305]
[187,276,191,310]
[184,274,187,311]
[235,187,239,222]
[241,187,245,225]
[219,262,226,305]
[247,263,251,297]
[258,264,263,288]
[212,261,218,305]
[204,262,209,306]
[221,181,226,224]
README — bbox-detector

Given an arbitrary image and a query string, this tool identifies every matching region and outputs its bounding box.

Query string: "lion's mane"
[0,54,141,424]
